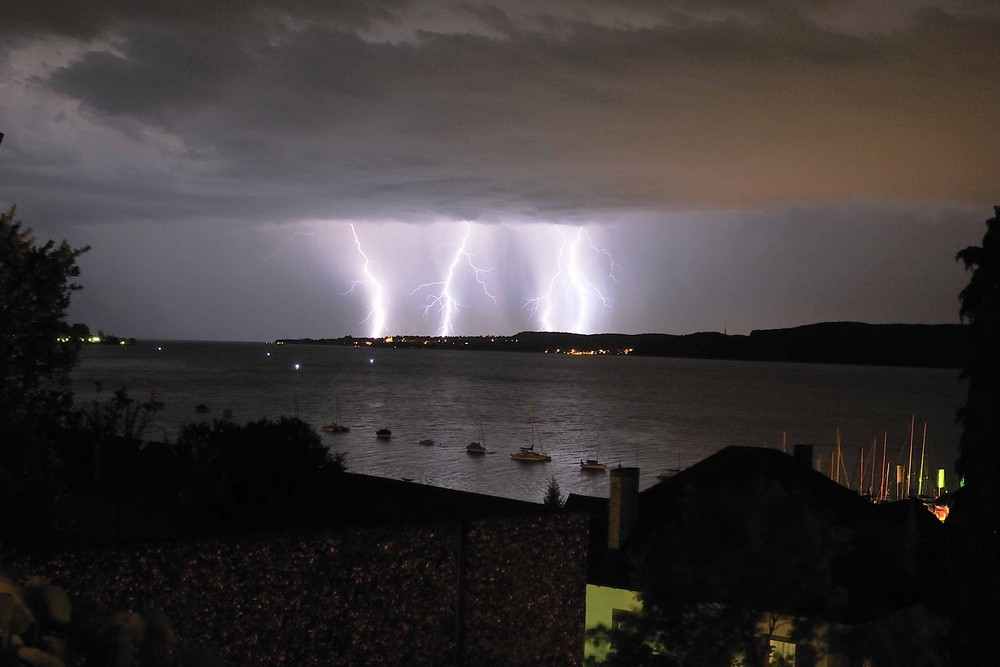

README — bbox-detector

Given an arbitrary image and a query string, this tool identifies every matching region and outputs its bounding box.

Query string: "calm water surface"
[72,342,967,503]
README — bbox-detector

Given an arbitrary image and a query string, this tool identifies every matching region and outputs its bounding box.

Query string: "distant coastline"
[274,321,970,369]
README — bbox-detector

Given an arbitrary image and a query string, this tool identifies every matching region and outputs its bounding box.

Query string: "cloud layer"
[5,0,998,225]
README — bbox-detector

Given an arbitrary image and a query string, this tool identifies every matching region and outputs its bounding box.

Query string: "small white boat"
[376,401,391,439]
[467,419,487,454]
[320,394,350,433]
[511,406,551,462]
[511,446,551,462]
[580,436,607,471]
[321,422,350,433]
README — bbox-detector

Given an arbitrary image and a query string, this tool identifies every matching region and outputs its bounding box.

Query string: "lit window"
[768,639,796,665]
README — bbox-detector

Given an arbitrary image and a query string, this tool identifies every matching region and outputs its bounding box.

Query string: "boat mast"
[869,438,877,496]
[833,429,840,484]
[906,415,915,497]
[858,447,864,494]
[879,432,888,501]
[529,405,539,451]
[917,422,927,497]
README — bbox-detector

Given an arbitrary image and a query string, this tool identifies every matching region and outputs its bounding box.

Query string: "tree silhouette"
[949,204,1000,662]
[174,417,337,530]
[0,206,88,423]
[955,204,1000,516]
[0,206,89,544]
[543,476,564,508]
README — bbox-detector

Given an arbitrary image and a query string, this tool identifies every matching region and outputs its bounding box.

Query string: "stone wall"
[17,513,587,666]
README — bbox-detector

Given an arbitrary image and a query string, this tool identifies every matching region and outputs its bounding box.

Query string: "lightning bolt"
[569,229,589,333]
[525,226,616,333]
[343,223,388,337]
[410,222,497,336]
[585,230,618,284]
[263,231,316,261]
[523,226,568,332]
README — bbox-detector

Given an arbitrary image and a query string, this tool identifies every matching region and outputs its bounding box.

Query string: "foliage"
[954,204,1000,513]
[0,206,88,425]
[173,416,339,529]
[0,573,218,667]
[543,476,564,508]
[330,450,348,473]
[72,386,165,442]
[949,205,1000,664]
[0,207,88,545]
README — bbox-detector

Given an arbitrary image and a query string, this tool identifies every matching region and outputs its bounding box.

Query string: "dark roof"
[331,472,547,526]
[634,446,872,536]
[570,446,945,623]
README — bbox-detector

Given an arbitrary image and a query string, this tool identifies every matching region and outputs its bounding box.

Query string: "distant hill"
[513,322,969,368]
[276,322,970,369]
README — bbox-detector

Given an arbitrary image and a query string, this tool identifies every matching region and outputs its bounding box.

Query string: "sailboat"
[511,406,551,462]
[580,426,607,471]
[320,394,350,433]
[376,401,391,439]
[466,418,487,454]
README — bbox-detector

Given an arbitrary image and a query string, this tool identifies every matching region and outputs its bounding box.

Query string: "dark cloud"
[11,1,992,225]
[2,1,409,43]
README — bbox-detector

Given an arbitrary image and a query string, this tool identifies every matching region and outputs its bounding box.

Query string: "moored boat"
[321,422,350,433]
[376,400,391,439]
[320,394,350,433]
[511,446,551,462]
[580,435,606,471]
[467,419,487,454]
[511,406,551,462]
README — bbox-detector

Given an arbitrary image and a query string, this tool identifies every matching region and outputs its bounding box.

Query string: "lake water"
[71,341,967,504]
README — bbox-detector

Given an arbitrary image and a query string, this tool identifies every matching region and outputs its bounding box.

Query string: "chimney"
[793,444,814,469]
[608,467,639,550]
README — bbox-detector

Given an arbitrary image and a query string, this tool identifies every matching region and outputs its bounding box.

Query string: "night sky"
[2,1,997,340]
